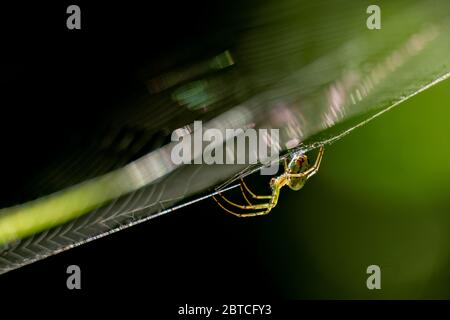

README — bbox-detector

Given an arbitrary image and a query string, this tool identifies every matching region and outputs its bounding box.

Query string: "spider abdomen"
[287,176,307,191]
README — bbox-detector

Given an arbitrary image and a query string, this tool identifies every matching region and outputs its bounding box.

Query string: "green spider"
[213,145,324,217]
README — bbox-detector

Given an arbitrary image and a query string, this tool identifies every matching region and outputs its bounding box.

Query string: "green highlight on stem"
[0,170,132,246]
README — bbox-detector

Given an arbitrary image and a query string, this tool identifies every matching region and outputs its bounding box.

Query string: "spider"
[213,145,324,217]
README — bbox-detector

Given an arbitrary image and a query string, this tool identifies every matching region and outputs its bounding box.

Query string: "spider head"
[269,177,276,189]
[288,155,310,174]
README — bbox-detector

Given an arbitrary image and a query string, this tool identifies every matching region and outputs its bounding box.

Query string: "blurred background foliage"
[259,78,450,299]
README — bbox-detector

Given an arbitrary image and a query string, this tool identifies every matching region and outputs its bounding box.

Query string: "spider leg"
[286,145,324,178]
[239,183,253,205]
[240,178,272,200]
[304,145,324,178]
[215,192,271,210]
[284,157,289,171]
[212,195,272,217]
